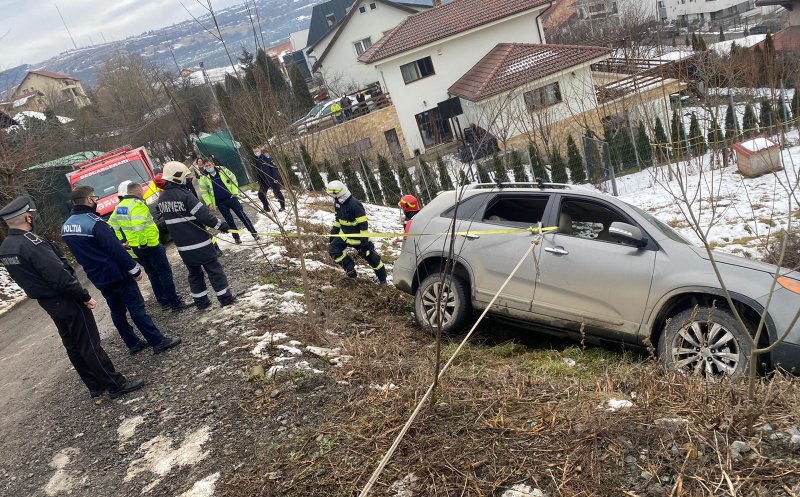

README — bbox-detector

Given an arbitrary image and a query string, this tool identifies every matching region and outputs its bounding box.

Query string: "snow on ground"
[0,267,25,316]
[710,34,767,55]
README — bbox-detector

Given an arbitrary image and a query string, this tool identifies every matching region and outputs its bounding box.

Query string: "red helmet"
[154,172,167,190]
[398,194,420,213]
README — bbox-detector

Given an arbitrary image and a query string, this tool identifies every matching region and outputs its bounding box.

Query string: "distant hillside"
[0,0,320,94]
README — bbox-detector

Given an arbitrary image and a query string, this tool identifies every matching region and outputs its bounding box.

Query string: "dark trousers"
[133,244,181,308]
[257,182,286,211]
[99,279,165,349]
[217,196,257,238]
[328,238,387,282]
[187,258,233,306]
[38,297,126,393]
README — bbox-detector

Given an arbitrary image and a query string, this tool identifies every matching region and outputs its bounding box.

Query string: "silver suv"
[392,183,800,377]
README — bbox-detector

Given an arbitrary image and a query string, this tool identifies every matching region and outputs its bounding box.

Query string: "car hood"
[692,246,782,275]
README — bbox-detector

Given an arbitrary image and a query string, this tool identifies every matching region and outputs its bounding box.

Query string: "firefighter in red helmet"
[398,194,420,233]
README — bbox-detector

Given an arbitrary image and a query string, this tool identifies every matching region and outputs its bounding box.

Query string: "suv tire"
[414,273,471,334]
[659,306,752,379]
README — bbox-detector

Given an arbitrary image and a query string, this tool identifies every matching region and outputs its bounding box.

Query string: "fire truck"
[66,145,161,217]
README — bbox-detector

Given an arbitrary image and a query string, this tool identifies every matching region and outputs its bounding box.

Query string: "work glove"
[218,222,231,233]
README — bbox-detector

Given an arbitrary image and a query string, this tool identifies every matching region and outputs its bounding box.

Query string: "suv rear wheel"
[414,273,471,334]
[659,306,752,379]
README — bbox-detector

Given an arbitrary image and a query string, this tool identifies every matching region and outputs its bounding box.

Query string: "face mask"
[206,167,216,174]
[254,151,261,157]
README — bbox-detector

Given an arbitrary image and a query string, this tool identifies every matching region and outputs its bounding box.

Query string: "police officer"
[62,186,182,355]
[158,161,236,308]
[109,180,189,311]
[0,196,144,399]
[326,180,387,285]
[252,146,286,212]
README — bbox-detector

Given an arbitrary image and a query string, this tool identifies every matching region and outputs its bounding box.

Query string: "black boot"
[109,379,145,399]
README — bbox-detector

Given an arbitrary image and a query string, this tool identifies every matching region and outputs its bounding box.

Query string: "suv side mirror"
[609,222,648,248]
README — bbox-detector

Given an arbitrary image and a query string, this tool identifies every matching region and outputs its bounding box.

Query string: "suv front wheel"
[659,306,753,379]
[414,273,471,334]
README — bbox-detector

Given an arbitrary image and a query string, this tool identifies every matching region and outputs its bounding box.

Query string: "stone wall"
[296,105,410,163]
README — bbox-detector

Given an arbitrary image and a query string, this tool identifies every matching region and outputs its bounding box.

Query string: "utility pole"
[55,4,78,50]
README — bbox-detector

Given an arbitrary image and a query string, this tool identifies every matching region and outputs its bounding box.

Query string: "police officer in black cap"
[0,196,144,400]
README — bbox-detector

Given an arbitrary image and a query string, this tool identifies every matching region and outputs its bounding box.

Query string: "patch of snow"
[388,473,419,497]
[196,365,221,377]
[370,383,399,392]
[124,426,211,489]
[737,137,778,153]
[177,472,220,497]
[43,447,85,496]
[0,267,25,315]
[277,344,303,356]
[306,346,341,358]
[710,34,766,56]
[117,416,145,445]
[250,331,289,358]
[501,484,545,497]
[604,399,634,411]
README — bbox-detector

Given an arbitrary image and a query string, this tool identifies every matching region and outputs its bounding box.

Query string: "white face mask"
[206,167,216,174]
[254,151,262,157]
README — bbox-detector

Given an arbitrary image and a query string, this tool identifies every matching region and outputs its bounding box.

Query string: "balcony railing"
[289,92,393,136]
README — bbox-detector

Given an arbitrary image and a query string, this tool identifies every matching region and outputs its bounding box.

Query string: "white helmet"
[117,180,132,196]
[162,161,191,185]
[326,180,351,202]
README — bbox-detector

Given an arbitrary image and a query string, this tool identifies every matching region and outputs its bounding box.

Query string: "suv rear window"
[440,194,490,220]
[482,196,549,226]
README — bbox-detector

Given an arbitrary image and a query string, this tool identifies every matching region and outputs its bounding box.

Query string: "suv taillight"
[403,219,412,241]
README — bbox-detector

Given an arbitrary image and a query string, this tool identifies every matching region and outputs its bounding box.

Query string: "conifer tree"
[436,155,454,190]
[289,63,314,111]
[719,26,725,42]
[725,104,740,143]
[324,159,340,182]
[396,162,417,199]
[792,89,799,124]
[300,144,324,191]
[610,128,637,170]
[671,109,688,157]
[550,147,569,184]
[255,48,287,94]
[360,157,384,205]
[708,119,725,152]
[458,170,469,186]
[417,158,438,202]
[509,150,529,183]
[279,153,301,188]
[688,112,707,156]
[742,104,758,138]
[491,154,509,182]
[377,154,401,203]
[636,122,654,167]
[654,117,670,163]
[341,159,367,200]
[759,99,775,135]
[566,136,587,184]
[529,143,550,182]
[476,161,491,183]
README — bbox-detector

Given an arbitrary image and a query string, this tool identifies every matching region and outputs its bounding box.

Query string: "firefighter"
[111,180,189,311]
[326,180,387,285]
[61,186,182,356]
[155,172,224,257]
[158,161,235,308]
[398,194,421,233]
[252,146,286,212]
[198,158,259,244]
[0,196,144,400]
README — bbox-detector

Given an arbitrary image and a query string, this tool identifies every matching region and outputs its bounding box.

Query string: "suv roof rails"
[467,179,572,190]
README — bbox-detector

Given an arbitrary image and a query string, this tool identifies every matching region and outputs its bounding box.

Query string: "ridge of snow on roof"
[449,43,610,102]
[736,137,778,154]
[358,0,551,64]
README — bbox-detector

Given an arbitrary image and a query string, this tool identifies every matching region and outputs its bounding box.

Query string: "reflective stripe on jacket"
[199,167,239,208]
[330,196,369,246]
[109,197,159,248]
[158,183,223,265]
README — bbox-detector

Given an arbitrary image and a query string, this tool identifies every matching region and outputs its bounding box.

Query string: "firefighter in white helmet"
[156,161,235,308]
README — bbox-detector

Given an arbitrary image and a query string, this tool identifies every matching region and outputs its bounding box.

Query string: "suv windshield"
[628,203,691,244]
[73,160,151,198]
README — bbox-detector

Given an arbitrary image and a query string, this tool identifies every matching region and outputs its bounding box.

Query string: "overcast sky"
[0,0,241,69]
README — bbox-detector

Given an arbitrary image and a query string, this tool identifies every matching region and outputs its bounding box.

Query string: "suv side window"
[558,198,629,242]
[440,194,490,221]
[482,195,549,226]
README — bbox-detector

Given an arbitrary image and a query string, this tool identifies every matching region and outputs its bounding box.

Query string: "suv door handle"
[545,246,569,255]
[460,234,480,240]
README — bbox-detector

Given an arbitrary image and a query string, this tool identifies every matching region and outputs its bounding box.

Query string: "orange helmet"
[398,194,420,213]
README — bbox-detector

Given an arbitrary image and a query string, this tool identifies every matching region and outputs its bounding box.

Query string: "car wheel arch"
[647,288,775,359]
[412,255,474,298]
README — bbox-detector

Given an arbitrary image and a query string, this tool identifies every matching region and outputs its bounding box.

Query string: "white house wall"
[374,11,545,156]
[661,0,753,22]
[314,1,418,93]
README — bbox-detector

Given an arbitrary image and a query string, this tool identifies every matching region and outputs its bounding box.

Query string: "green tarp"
[22,151,104,222]
[194,131,252,185]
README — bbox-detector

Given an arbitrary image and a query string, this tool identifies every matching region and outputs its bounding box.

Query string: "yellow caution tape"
[226,226,558,239]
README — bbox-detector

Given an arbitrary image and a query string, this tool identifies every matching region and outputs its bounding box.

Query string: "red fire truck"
[66,146,161,217]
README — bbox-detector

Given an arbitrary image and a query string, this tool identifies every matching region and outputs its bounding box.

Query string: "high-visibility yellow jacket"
[198,167,239,208]
[109,196,159,248]
[330,103,343,117]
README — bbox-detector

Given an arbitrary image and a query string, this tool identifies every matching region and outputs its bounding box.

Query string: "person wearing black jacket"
[0,196,143,399]
[252,146,286,212]
[157,161,235,309]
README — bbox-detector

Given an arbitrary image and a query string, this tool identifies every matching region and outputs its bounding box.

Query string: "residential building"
[575,0,621,22]
[755,0,800,50]
[306,0,359,48]
[359,0,553,155]
[660,0,755,25]
[11,70,91,110]
[306,0,430,93]
[0,90,46,114]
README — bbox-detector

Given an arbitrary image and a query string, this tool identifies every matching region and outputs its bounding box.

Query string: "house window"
[523,82,562,112]
[325,13,336,26]
[400,56,435,84]
[359,5,366,13]
[354,37,373,56]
